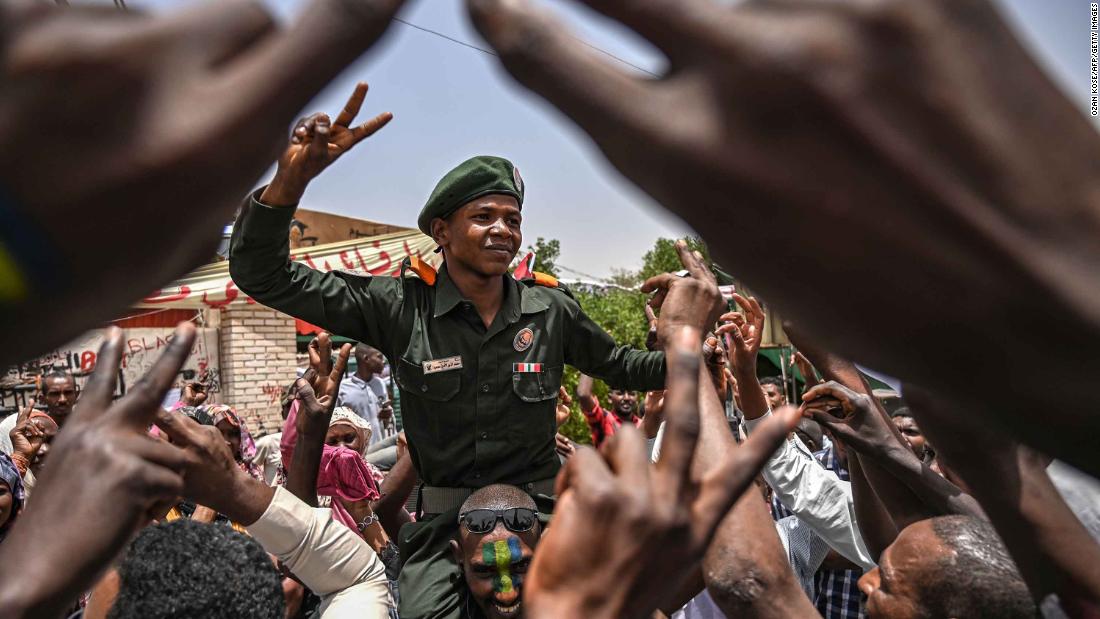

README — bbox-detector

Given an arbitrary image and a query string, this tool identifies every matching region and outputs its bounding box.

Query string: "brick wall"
[219,306,298,436]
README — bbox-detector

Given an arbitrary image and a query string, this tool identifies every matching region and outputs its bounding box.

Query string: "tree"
[526,237,561,277]
[638,236,710,281]
[558,286,651,445]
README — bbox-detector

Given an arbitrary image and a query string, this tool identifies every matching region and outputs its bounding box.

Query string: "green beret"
[418,156,524,235]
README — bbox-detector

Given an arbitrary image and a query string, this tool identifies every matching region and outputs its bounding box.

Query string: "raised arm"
[650,244,817,618]
[575,374,599,414]
[285,335,351,507]
[906,387,1100,613]
[716,293,768,420]
[229,84,400,347]
[802,383,984,524]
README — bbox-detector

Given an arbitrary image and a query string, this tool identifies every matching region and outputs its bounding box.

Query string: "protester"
[889,407,927,460]
[339,343,391,447]
[859,515,1035,618]
[251,394,292,486]
[450,485,540,619]
[0,453,25,543]
[91,520,284,619]
[575,374,641,448]
[0,370,76,454]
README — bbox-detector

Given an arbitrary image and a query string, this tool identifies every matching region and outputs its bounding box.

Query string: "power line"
[392,18,660,78]
[393,18,498,57]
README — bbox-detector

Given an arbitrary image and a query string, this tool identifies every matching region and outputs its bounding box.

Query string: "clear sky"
[121,0,1096,278]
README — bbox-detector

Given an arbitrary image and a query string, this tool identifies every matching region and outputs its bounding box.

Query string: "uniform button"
[480,432,488,439]
[420,385,428,393]
[480,383,490,392]
[474,472,482,479]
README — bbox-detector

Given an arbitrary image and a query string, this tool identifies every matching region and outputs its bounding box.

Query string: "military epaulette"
[531,271,558,288]
[405,255,437,286]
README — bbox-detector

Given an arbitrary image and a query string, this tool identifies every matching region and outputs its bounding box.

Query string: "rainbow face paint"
[481,536,524,594]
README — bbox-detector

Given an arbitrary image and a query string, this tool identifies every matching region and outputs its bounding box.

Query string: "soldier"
[229,85,666,618]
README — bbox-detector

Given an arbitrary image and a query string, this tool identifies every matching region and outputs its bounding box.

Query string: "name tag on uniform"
[513,363,544,373]
[423,356,463,374]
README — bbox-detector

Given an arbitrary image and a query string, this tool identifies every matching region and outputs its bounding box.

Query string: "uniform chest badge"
[513,327,534,352]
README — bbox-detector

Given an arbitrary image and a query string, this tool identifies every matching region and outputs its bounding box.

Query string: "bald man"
[450,485,541,619]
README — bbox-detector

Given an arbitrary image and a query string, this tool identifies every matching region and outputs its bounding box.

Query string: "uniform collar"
[434,263,550,320]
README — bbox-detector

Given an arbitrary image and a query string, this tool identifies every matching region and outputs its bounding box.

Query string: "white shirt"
[338,374,384,447]
[248,486,392,618]
[743,410,877,570]
[0,414,16,455]
[252,432,284,486]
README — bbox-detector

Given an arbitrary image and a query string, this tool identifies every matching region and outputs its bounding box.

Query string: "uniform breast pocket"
[396,357,461,402]
[512,365,563,403]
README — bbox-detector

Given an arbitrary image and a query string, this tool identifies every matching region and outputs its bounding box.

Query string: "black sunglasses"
[458,508,538,534]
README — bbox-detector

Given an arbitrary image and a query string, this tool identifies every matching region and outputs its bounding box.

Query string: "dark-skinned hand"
[715,293,763,376]
[154,409,274,526]
[260,82,393,206]
[8,398,45,464]
[0,324,197,618]
[0,0,409,370]
[465,0,1100,477]
[799,381,899,458]
[524,328,799,618]
[304,332,352,408]
[180,381,208,407]
[641,240,723,346]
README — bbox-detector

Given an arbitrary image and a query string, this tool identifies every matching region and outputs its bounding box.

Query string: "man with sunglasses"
[450,485,540,619]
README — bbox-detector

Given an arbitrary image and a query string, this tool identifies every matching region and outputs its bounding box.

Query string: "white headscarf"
[329,407,373,452]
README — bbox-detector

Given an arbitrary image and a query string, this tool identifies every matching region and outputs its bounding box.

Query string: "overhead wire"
[392,17,660,78]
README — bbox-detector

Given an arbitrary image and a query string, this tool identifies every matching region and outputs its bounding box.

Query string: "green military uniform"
[229,156,665,618]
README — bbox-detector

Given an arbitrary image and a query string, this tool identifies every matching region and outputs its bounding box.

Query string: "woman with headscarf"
[0,452,26,543]
[206,404,263,481]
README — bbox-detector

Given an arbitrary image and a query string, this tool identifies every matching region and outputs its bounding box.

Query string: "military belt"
[418,477,556,516]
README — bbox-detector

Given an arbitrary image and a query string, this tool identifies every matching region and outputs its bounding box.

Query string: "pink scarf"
[281,400,381,532]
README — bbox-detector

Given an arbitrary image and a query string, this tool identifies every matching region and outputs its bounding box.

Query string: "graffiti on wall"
[1,328,220,415]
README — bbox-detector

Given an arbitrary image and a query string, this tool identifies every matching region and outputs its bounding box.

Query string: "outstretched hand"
[262,83,393,206]
[8,398,46,466]
[0,325,197,617]
[524,328,798,618]
[716,293,764,374]
[799,381,897,457]
[464,0,1100,477]
[641,240,723,347]
[0,0,408,370]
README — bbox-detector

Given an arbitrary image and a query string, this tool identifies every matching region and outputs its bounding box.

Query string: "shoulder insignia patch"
[532,271,558,288]
[407,256,437,286]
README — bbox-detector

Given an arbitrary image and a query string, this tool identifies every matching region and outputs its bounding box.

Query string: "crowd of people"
[1,0,1099,617]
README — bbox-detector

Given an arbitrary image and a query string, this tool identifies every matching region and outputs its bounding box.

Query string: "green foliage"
[605,267,643,289]
[557,287,651,444]
[638,237,710,281]
[527,237,561,277]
